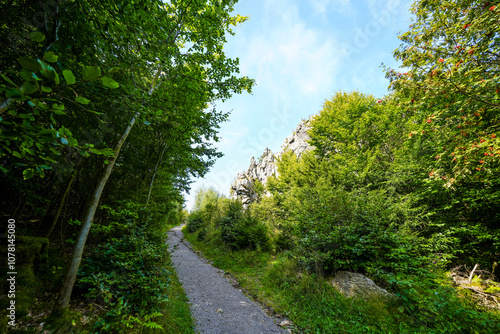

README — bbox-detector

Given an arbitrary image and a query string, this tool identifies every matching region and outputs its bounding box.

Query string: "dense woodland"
[0,0,252,332]
[0,0,499,333]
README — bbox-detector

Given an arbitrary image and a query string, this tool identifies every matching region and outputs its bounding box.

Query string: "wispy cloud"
[311,0,355,16]
[239,1,341,99]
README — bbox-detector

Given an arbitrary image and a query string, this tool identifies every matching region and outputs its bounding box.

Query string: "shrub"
[290,187,422,277]
[197,227,208,241]
[219,208,270,251]
[186,210,206,233]
[77,201,172,332]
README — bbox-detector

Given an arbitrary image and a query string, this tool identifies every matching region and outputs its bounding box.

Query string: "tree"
[0,0,253,313]
[387,0,499,185]
[386,0,500,269]
[51,0,253,312]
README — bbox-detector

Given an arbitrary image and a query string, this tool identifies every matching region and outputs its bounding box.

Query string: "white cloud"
[311,0,355,16]
[240,2,341,99]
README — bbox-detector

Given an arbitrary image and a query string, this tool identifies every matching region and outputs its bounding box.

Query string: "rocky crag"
[230,119,312,208]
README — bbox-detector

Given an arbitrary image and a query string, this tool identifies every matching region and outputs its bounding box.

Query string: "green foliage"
[186,210,206,233]
[290,186,421,277]
[253,179,265,198]
[387,273,500,333]
[386,0,500,269]
[77,201,174,332]
[186,189,271,252]
[388,0,499,185]
[219,209,270,251]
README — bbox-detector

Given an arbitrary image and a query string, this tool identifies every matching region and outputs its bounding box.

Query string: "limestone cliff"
[230,119,312,207]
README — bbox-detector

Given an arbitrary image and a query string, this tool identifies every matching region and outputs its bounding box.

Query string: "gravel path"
[167,225,288,334]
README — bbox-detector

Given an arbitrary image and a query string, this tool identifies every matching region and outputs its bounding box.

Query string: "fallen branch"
[468,263,479,283]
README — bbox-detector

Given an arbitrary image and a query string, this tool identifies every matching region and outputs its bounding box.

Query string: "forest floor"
[166,225,289,334]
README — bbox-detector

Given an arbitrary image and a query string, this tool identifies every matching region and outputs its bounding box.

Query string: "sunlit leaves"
[101,76,120,89]
[63,70,76,85]
[82,66,101,81]
[75,96,90,104]
[43,52,59,63]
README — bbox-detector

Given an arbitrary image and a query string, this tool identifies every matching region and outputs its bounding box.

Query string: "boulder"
[331,271,393,300]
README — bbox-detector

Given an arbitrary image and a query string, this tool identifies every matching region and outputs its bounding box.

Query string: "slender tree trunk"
[45,157,82,239]
[145,143,168,206]
[52,111,140,313]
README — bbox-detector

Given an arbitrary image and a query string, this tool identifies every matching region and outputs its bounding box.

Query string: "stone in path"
[167,226,288,334]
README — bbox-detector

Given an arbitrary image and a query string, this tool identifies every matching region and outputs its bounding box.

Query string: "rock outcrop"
[278,118,313,159]
[331,271,393,300]
[230,119,313,208]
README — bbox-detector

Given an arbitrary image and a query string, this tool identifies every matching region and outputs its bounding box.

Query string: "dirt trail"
[167,225,288,334]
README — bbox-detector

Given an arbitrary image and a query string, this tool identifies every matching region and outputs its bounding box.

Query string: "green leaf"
[12,151,22,158]
[88,110,103,115]
[23,168,35,180]
[24,148,35,155]
[108,67,121,74]
[41,86,53,93]
[39,62,60,84]
[101,76,120,89]
[19,70,37,82]
[53,71,60,85]
[29,31,46,42]
[68,137,78,146]
[82,66,101,81]
[18,57,42,72]
[75,96,90,104]
[21,81,38,95]
[1,73,17,86]
[43,52,58,63]
[5,88,23,98]
[63,70,76,85]
[89,148,103,155]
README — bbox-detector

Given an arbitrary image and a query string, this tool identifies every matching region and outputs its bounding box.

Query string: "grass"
[144,259,195,334]
[183,227,500,334]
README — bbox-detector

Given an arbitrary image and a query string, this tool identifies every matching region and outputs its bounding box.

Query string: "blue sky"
[184,0,414,210]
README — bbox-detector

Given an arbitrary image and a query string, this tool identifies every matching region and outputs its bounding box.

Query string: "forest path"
[167,225,288,334]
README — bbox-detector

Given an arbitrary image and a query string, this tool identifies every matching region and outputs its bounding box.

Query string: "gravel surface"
[167,225,289,334]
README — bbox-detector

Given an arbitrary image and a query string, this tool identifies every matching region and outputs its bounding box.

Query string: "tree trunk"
[145,143,168,206]
[52,111,140,313]
[45,157,82,239]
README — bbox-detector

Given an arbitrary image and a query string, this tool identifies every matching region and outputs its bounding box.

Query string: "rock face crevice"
[230,119,312,208]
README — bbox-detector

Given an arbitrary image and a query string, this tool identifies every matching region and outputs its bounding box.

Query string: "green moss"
[0,236,49,321]
[45,309,85,334]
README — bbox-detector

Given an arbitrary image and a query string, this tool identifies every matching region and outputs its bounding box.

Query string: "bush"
[186,210,206,233]
[290,187,422,277]
[219,202,270,251]
[77,202,172,332]
[197,227,208,241]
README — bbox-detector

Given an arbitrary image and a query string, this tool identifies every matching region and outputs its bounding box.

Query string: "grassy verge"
[144,256,195,334]
[184,227,500,334]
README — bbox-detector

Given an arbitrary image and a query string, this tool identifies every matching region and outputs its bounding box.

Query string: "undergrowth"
[184,226,500,334]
